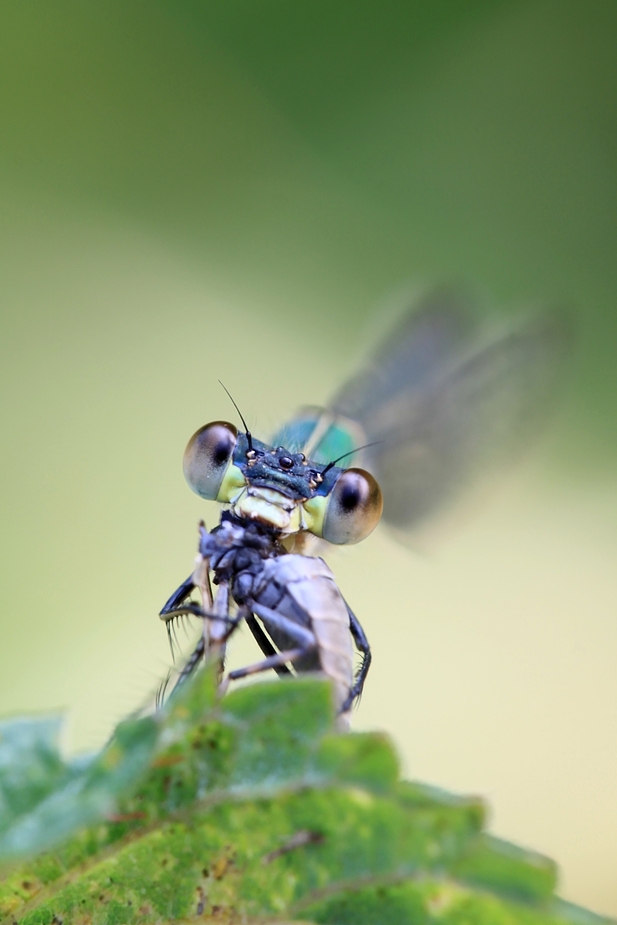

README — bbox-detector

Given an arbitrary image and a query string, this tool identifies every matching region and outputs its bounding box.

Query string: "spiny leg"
[341,603,372,713]
[160,600,236,662]
[161,602,237,626]
[159,575,199,659]
[159,574,196,617]
[158,556,214,658]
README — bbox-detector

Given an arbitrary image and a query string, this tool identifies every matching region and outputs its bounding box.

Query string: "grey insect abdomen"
[254,555,354,716]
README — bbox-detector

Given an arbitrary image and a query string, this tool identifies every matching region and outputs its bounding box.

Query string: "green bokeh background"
[1,1,616,916]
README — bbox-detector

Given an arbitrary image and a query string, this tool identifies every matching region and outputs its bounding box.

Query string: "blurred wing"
[329,288,572,538]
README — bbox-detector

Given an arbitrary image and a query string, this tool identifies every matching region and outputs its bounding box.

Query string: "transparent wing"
[328,287,573,538]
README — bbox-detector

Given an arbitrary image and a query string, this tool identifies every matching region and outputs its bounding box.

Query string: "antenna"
[218,381,253,451]
[320,441,381,477]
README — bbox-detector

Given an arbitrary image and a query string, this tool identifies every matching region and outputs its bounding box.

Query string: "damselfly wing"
[273,287,571,544]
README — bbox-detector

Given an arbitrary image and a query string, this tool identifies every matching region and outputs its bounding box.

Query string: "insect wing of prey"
[273,287,572,543]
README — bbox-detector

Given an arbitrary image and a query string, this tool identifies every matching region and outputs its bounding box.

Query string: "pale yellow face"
[221,478,329,537]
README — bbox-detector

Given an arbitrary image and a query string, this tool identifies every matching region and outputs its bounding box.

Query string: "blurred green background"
[1,0,616,916]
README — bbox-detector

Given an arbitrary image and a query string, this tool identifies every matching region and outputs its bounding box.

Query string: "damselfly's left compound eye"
[183,421,239,500]
[321,468,383,545]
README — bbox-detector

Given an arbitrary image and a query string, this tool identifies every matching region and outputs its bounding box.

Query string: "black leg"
[159,576,199,657]
[246,614,292,677]
[159,575,195,617]
[161,602,237,626]
[341,604,372,713]
[159,575,236,626]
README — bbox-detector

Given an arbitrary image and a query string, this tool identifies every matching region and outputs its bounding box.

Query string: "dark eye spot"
[339,482,361,511]
[279,456,294,470]
[213,440,231,466]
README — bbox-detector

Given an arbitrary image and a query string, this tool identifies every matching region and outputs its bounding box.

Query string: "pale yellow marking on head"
[216,463,247,503]
[302,494,328,538]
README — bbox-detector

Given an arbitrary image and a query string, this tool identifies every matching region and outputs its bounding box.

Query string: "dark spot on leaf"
[263,829,325,864]
[106,811,147,823]
[152,754,184,768]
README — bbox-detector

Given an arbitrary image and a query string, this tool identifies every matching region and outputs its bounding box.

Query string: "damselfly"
[160,287,570,724]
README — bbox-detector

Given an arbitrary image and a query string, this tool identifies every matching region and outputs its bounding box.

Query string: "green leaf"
[0,716,74,827]
[0,714,158,861]
[452,833,557,902]
[0,672,613,925]
[302,879,606,925]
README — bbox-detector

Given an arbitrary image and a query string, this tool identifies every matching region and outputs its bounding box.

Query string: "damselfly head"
[182,420,383,544]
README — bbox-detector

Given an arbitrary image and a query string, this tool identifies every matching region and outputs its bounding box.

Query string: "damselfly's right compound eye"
[322,468,383,544]
[183,421,240,500]
[303,467,383,544]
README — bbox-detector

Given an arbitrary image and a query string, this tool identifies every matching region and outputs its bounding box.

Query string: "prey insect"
[160,287,570,723]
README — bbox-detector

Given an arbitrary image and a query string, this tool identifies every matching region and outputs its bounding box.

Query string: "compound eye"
[322,468,383,545]
[183,421,238,500]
